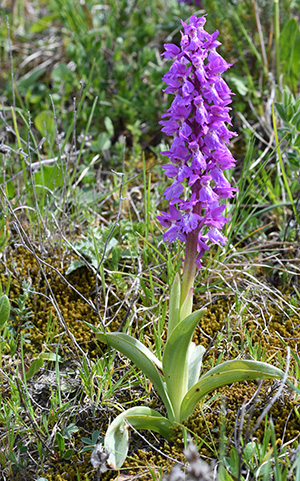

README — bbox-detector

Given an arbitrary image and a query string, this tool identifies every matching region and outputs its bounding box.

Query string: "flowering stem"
[180,231,198,312]
[158,14,237,321]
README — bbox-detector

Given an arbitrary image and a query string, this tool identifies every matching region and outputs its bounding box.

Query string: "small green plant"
[2,280,35,357]
[80,430,101,454]
[272,96,300,234]
[55,423,78,461]
[66,222,140,275]
[7,441,28,475]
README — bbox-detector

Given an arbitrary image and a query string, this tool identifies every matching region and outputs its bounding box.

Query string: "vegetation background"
[0,0,300,480]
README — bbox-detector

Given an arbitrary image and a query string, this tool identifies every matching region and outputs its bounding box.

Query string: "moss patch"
[1,246,101,357]
[1,247,300,480]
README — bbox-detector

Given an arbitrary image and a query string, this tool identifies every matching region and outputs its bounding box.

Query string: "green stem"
[180,231,198,311]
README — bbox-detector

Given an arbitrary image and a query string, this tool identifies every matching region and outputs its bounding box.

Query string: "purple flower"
[164,182,183,201]
[180,211,202,234]
[158,14,237,272]
[162,44,181,59]
[208,228,227,246]
[157,205,181,228]
[164,225,186,243]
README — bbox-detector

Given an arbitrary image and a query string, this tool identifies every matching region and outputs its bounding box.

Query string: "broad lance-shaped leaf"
[105,406,174,469]
[94,330,174,421]
[180,360,284,422]
[163,308,207,422]
[87,323,162,370]
[187,342,205,390]
[25,358,44,381]
[97,331,163,370]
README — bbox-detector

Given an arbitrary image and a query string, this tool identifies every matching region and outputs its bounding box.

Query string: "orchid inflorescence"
[158,14,236,259]
[158,14,237,311]
[89,14,286,470]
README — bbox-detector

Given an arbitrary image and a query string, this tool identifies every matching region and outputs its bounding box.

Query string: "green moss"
[1,247,300,480]
[0,247,101,356]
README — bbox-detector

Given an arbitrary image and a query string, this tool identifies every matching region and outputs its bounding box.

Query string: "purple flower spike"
[158,14,237,300]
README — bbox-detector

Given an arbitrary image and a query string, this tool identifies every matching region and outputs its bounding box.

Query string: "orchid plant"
[88,15,285,469]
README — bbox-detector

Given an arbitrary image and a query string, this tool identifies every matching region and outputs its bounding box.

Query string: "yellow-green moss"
[0,247,101,356]
[1,247,300,480]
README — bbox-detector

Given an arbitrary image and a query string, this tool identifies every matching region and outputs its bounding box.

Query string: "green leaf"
[179,287,193,322]
[105,406,173,469]
[92,329,174,420]
[30,14,57,33]
[56,432,65,453]
[65,260,86,275]
[104,116,114,137]
[187,342,205,390]
[0,294,10,329]
[63,448,74,460]
[0,177,15,198]
[34,111,55,145]
[92,430,100,443]
[224,448,240,478]
[162,309,207,421]
[25,358,44,381]
[293,134,300,147]
[34,165,63,190]
[180,360,283,422]
[62,423,79,440]
[275,102,287,122]
[95,330,162,370]
[229,75,248,96]
[291,111,300,127]
[18,68,45,91]
[243,441,257,463]
[280,18,300,93]
[81,437,95,445]
[51,63,72,82]
[287,152,300,170]
[80,445,94,453]
[105,411,129,470]
[168,273,181,339]
[40,353,63,362]
[91,132,111,152]
[105,237,118,254]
